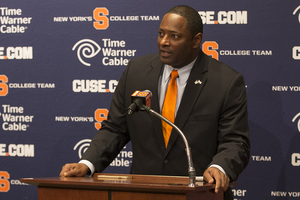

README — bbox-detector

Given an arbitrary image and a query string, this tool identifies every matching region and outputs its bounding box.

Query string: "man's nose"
[160,35,170,46]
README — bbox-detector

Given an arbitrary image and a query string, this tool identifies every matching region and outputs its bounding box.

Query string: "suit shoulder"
[205,55,241,77]
[130,53,160,65]
[126,53,161,73]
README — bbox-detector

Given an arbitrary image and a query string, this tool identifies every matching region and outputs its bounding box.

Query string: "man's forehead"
[159,13,187,30]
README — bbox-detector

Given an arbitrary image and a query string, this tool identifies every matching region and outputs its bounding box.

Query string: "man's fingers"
[211,170,221,193]
[218,172,230,192]
[59,163,77,177]
[59,163,89,177]
[65,168,76,176]
[203,167,230,193]
[203,169,215,184]
[63,169,74,177]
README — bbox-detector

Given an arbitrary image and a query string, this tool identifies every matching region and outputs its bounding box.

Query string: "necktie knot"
[170,70,179,80]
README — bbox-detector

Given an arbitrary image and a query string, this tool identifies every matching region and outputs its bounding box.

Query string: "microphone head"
[143,90,152,97]
[131,90,152,107]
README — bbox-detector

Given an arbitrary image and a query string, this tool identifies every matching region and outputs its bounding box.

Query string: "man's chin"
[160,56,173,66]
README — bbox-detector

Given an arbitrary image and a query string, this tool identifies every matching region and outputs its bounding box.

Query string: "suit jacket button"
[164,159,168,164]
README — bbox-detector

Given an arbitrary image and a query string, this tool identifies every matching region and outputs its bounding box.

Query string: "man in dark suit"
[60,5,250,199]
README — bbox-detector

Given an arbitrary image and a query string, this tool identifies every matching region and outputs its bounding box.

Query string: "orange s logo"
[93,8,109,30]
[94,109,109,130]
[137,92,148,97]
[0,171,10,192]
[202,41,219,60]
[0,75,8,96]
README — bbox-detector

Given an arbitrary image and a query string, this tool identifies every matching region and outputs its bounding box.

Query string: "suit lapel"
[165,51,208,157]
[145,55,167,152]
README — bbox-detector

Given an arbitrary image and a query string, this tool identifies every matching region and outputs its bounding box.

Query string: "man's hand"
[59,163,89,177]
[203,167,230,193]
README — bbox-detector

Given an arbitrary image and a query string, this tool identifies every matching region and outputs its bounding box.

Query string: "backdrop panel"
[1,1,300,199]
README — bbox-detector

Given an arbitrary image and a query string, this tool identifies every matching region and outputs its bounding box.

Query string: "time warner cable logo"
[293,5,300,23]
[72,39,100,66]
[72,38,136,67]
[292,6,300,60]
[291,113,300,167]
[291,110,300,167]
[292,112,300,132]
[73,139,91,158]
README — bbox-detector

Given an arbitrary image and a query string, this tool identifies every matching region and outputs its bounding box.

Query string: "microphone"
[127,90,152,115]
[127,90,196,187]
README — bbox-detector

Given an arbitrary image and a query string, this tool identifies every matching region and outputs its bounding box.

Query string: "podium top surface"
[21,173,235,194]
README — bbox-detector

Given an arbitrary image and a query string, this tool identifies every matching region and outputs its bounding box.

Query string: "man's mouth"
[160,50,172,57]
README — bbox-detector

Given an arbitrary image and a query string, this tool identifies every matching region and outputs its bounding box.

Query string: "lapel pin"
[194,80,202,85]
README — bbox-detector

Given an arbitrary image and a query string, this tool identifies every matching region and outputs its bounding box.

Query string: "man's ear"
[193,32,203,48]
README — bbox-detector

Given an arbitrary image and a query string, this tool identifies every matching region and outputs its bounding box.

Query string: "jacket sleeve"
[80,63,131,173]
[209,73,250,181]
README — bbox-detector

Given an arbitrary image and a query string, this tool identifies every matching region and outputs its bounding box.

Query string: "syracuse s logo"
[0,171,10,192]
[0,75,8,96]
[293,5,300,23]
[93,8,109,30]
[72,39,101,66]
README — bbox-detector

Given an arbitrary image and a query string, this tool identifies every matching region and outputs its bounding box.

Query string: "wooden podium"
[20,173,236,200]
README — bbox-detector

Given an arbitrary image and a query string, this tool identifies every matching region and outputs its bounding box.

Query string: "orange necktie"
[162,70,179,148]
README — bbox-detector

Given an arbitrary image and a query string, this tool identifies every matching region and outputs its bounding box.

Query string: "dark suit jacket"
[82,50,250,183]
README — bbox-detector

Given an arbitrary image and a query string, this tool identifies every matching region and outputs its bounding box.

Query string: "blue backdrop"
[1,0,300,199]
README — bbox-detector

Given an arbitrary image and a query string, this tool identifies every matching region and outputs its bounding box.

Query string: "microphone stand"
[140,105,196,187]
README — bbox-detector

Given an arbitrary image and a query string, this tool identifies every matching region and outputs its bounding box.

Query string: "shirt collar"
[163,57,197,85]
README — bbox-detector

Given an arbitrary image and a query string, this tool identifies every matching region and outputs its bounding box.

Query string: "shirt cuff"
[209,164,227,176]
[79,160,95,176]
